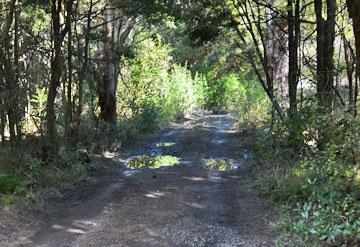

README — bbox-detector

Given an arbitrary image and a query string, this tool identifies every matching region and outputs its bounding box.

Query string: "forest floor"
[0,112,276,247]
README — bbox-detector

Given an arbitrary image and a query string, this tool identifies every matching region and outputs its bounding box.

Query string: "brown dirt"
[0,113,276,247]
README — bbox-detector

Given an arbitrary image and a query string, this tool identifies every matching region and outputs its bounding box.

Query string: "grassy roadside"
[0,146,94,210]
[0,111,191,211]
[246,120,360,247]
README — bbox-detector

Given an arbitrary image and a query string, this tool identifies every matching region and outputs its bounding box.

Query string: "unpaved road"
[1,113,276,246]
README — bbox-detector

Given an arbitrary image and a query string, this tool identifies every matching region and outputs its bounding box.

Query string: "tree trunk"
[46,0,63,139]
[343,38,356,114]
[74,0,93,138]
[0,112,5,143]
[97,8,118,123]
[347,0,360,110]
[65,0,73,146]
[1,0,19,146]
[97,10,136,123]
[315,0,336,112]
[46,0,73,140]
[287,0,300,116]
[230,0,284,120]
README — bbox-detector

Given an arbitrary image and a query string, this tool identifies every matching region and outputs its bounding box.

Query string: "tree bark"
[46,0,74,140]
[74,0,93,137]
[287,0,300,115]
[229,0,284,120]
[97,8,117,123]
[46,0,63,139]
[343,38,356,114]
[315,0,336,112]
[65,0,73,146]
[347,0,360,111]
[1,0,20,146]
[97,10,136,123]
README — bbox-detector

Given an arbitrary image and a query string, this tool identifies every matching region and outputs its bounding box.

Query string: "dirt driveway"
[1,113,276,247]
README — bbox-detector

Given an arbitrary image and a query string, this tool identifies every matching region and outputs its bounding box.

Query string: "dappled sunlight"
[52,224,65,230]
[3,0,350,244]
[163,130,176,137]
[145,191,165,199]
[103,151,117,159]
[51,224,86,235]
[66,228,87,234]
[155,142,176,147]
[211,139,226,145]
[356,170,360,182]
[73,220,98,227]
[51,219,98,236]
[215,129,238,134]
[118,158,128,163]
[182,176,207,182]
[122,169,139,177]
[208,175,227,182]
[183,201,205,209]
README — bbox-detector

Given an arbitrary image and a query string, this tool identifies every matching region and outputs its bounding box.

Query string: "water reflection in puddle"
[126,155,181,169]
[241,149,251,160]
[123,170,140,177]
[204,158,240,171]
[212,139,226,145]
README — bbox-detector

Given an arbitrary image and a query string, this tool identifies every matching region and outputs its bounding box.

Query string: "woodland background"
[0,0,360,245]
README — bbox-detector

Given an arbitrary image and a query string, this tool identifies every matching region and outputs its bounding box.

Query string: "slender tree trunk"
[287,0,300,116]
[2,0,17,146]
[97,11,136,123]
[74,0,93,136]
[343,38,356,114]
[65,0,73,146]
[314,0,337,149]
[46,0,73,141]
[230,0,284,120]
[97,9,117,123]
[315,0,336,112]
[347,0,360,110]
[46,0,63,139]
[0,112,5,143]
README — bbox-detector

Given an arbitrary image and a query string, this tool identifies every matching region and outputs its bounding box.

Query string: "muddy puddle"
[126,155,181,169]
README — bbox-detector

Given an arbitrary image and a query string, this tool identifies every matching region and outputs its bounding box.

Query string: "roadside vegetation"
[1,0,360,246]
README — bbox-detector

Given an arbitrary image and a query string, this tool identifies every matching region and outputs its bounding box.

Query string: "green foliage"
[30,86,47,133]
[254,112,360,246]
[0,174,21,194]
[165,65,207,117]
[207,73,270,124]
[0,144,90,205]
[118,38,207,131]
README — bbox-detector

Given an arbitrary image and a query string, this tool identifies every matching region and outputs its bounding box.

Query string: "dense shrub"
[254,111,360,246]
[207,73,270,125]
[118,39,207,130]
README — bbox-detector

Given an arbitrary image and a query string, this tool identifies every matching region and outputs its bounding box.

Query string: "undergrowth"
[251,111,360,246]
[0,37,207,209]
[0,146,90,207]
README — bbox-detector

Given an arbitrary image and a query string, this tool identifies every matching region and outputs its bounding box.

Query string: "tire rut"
[4,113,276,247]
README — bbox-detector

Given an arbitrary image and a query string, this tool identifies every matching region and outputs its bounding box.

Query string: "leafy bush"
[165,65,207,117]
[207,73,270,125]
[255,112,360,246]
[118,38,207,130]
[0,175,21,194]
